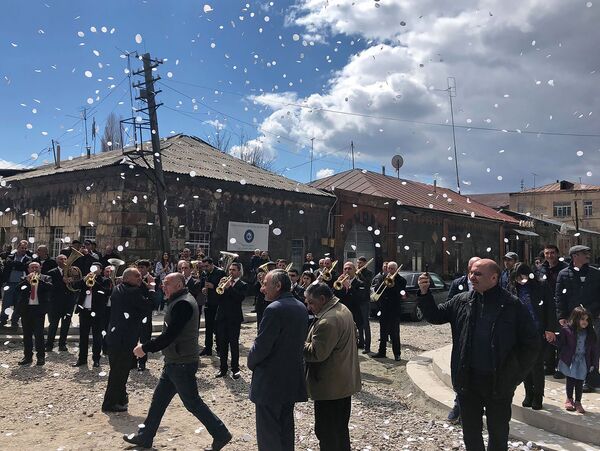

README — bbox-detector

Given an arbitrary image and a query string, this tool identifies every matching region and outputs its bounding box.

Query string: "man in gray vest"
[124,273,232,450]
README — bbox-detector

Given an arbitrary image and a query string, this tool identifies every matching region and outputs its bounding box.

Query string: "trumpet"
[85,273,97,288]
[216,276,233,295]
[333,274,349,290]
[30,272,40,287]
[370,266,402,303]
[356,258,374,274]
[319,260,338,282]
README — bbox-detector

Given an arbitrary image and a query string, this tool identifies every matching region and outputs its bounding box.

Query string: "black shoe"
[204,431,233,451]
[362,349,371,354]
[394,355,401,362]
[18,357,33,365]
[103,404,128,412]
[531,395,543,410]
[199,349,213,357]
[544,367,555,376]
[36,357,45,366]
[357,343,364,350]
[72,359,87,367]
[447,404,460,424]
[215,370,227,378]
[553,370,565,379]
[232,371,241,380]
[583,383,595,393]
[93,361,100,368]
[122,432,151,448]
[58,345,68,352]
[372,353,387,359]
[522,394,533,408]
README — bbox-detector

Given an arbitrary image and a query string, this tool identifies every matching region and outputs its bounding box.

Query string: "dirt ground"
[0,319,464,451]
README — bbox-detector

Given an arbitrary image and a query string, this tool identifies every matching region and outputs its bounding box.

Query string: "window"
[81,226,97,243]
[584,200,593,217]
[291,239,304,270]
[553,202,571,218]
[186,231,211,257]
[24,227,35,250]
[51,227,64,257]
[430,273,446,289]
[410,242,424,272]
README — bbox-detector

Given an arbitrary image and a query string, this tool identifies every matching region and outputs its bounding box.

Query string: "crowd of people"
[1,238,598,450]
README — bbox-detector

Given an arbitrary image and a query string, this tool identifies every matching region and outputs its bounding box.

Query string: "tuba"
[65,247,84,292]
[219,251,239,271]
[107,258,125,286]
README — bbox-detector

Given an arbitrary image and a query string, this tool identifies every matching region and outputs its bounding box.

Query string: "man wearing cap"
[556,245,600,392]
[500,252,519,294]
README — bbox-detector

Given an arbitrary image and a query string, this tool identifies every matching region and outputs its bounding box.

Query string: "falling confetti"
[272,228,282,236]
[203,4,213,13]
[135,33,143,44]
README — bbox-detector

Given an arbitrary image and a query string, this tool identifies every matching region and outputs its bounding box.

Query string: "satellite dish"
[391,154,404,170]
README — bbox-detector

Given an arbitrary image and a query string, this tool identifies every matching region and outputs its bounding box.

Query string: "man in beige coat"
[304,282,361,451]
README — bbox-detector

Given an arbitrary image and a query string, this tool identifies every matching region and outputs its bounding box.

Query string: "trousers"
[255,402,295,451]
[314,397,352,451]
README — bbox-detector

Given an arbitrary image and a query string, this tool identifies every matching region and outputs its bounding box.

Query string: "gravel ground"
[0,318,537,450]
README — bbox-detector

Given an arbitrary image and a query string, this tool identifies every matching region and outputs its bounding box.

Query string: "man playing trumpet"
[333,262,366,332]
[215,262,247,379]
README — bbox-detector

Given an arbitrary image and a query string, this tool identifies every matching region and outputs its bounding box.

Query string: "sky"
[2,0,600,194]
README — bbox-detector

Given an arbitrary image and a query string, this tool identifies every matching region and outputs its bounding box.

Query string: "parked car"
[370,271,449,321]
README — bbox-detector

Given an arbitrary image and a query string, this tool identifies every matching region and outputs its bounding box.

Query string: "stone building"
[0,135,335,270]
[509,180,600,233]
[310,169,519,278]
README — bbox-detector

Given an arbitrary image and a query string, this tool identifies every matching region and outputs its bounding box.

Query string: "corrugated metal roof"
[469,193,511,209]
[520,181,600,193]
[310,169,518,223]
[4,135,331,197]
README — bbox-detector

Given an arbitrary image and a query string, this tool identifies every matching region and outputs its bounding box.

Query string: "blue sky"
[3,0,600,193]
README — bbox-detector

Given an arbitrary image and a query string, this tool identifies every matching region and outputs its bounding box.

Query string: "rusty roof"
[519,181,600,193]
[4,135,330,197]
[310,169,518,223]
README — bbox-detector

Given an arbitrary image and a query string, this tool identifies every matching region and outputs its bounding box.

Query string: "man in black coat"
[46,254,76,352]
[73,265,110,367]
[32,245,58,275]
[288,268,305,303]
[356,257,374,354]
[301,252,318,273]
[556,245,600,391]
[418,259,540,451]
[199,257,225,356]
[215,262,247,379]
[248,269,308,451]
[372,261,406,361]
[17,262,52,366]
[0,240,33,328]
[102,268,154,412]
[135,260,156,371]
[333,261,365,330]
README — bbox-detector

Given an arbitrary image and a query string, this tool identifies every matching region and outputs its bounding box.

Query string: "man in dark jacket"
[199,257,225,356]
[333,261,365,330]
[102,268,154,412]
[536,244,567,378]
[124,272,232,451]
[215,262,247,379]
[356,257,374,353]
[372,261,406,361]
[46,255,76,352]
[32,245,58,275]
[418,259,540,451]
[0,240,33,328]
[248,269,308,451]
[17,262,52,366]
[556,245,600,391]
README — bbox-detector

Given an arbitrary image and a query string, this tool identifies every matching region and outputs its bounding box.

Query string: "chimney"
[86,146,91,159]
[55,144,61,169]
[382,165,386,176]
[433,179,437,192]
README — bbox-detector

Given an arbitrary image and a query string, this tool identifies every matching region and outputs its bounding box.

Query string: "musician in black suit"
[288,268,305,303]
[135,260,156,371]
[215,262,247,379]
[177,260,202,327]
[46,255,76,352]
[102,268,154,412]
[372,261,406,361]
[356,257,374,353]
[0,240,33,328]
[333,262,366,330]
[318,257,338,288]
[199,257,225,356]
[17,262,52,366]
[301,252,318,273]
[32,245,58,275]
[73,264,110,367]
[101,265,115,355]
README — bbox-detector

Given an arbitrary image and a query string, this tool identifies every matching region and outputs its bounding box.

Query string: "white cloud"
[0,159,27,169]
[251,0,600,192]
[316,168,335,179]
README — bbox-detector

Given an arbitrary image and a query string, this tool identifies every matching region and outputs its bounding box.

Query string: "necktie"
[30,282,37,301]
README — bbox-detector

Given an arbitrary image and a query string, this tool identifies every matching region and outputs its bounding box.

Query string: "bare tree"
[100,112,123,152]
[236,130,276,171]
[206,122,232,153]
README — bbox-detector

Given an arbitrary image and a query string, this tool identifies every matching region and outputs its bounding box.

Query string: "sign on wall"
[227,221,269,252]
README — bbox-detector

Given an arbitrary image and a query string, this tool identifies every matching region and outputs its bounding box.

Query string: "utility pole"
[350,140,355,169]
[122,52,170,254]
[447,77,461,194]
[82,107,91,158]
[574,200,581,245]
[310,137,314,182]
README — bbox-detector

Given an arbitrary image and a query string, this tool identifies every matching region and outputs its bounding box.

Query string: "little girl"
[553,306,598,413]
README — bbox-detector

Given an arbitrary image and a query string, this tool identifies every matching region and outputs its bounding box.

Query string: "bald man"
[417,259,540,451]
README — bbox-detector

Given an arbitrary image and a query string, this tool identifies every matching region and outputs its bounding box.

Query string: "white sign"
[227,221,269,252]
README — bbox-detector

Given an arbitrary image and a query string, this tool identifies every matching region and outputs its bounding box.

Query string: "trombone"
[285,262,293,272]
[370,265,402,303]
[319,260,338,282]
[216,276,233,295]
[356,258,374,275]
[333,274,349,290]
